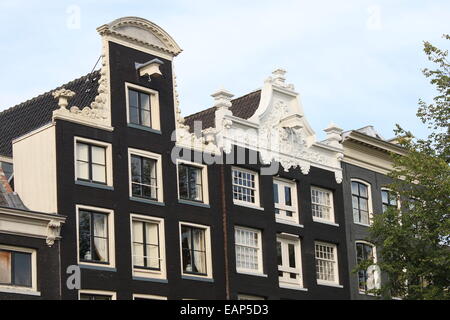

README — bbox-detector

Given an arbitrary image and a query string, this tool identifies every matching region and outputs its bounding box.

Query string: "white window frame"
[351,179,373,226]
[277,234,304,289]
[315,241,340,287]
[355,241,380,294]
[74,137,113,187]
[0,245,38,295]
[232,167,261,209]
[381,188,401,211]
[78,289,117,300]
[237,294,266,300]
[311,186,336,225]
[273,177,299,225]
[234,226,264,276]
[176,159,209,205]
[125,82,161,131]
[76,204,116,269]
[133,293,167,300]
[128,148,164,203]
[130,214,166,280]
[179,222,213,280]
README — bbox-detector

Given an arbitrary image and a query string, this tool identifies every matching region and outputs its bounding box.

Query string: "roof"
[184,90,262,132]
[0,168,26,210]
[342,128,406,155]
[0,71,101,158]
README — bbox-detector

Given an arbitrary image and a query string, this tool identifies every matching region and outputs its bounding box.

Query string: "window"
[351,180,372,225]
[232,168,260,207]
[311,187,335,223]
[76,142,106,184]
[77,206,115,268]
[315,242,339,285]
[74,137,112,187]
[79,290,116,300]
[238,294,266,300]
[180,223,212,278]
[0,249,32,288]
[277,235,303,288]
[178,164,203,202]
[273,178,298,224]
[381,189,398,213]
[235,227,263,274]
[356,242,380,293]
[126,83,160,131]
[128,149,163,202]
[131,215,166,280]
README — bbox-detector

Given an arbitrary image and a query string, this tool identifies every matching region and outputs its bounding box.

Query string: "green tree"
[362,35,450,300]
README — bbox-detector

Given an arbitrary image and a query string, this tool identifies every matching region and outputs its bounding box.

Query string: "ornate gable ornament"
[176,69,344,183]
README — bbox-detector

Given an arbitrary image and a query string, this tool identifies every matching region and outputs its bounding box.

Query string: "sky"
[0,0,448,140]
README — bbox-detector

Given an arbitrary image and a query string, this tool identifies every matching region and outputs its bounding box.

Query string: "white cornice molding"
[0,156,13,163]
[0,207,66,247]
[343,131,406,155]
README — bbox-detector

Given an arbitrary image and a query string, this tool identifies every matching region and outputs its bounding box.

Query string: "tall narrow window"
[356,242,380,292]
[0,250,32,288]
[178,164,203,202]
[128,89,151,128]
[311,187,335,223]
[76,142,107,184]
[277,236,303,288]
[79,210,109,264]
[235,227,263,274]
[131,155,157,200]
[315,242,339,285]
[232,168,259,206]
[273,179,298,224]
[352,181,371,225]
[381,189,398,213]
[181,226,207,275]
[132,220,160,270]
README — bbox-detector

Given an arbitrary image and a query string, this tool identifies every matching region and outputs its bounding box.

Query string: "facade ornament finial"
[272,68,287,84]
[52,89,76,110]
[323,122,344,148]
[211,88,234,111]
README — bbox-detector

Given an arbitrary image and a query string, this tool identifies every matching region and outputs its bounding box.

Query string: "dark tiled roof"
[184,90,261,132]
[0,71,101,158]
[0,168,26,210]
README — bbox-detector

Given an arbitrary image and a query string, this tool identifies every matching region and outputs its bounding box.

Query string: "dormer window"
[126,83,161,133]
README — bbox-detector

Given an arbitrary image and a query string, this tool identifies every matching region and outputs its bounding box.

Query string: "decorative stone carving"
[52,89,76,109]
[46,220,62,247]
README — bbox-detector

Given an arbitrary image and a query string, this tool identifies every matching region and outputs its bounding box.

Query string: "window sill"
[76,180,114,191]
[178,199,210,208]
[312,218,339,227]
[275,218,303,228]
[317,281,343,288]
[0,286,41,296]
[279,283,308,291]
[237,271,268,278]
[130,197,165,207]
[79,263,117,272]
[133,276,168,284]
[128,123,162,135]
[354,221,371,227]
[182,275,214,283]
[233,201,264,211]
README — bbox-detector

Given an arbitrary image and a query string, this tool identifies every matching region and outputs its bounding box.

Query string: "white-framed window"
[128,148,163,202]
[381,188,399,213]
[232,167,260,208]
[0,245,37,294]
[315,242,339,286]
[179,222,213,279]
[356,241,380,293]
[311,187,335,224]
[74,137,113,187]
[237,294,266,300]
[273,178,298,224]
[277,234,303,288]
[130,214,166,280]
[79,290,116,300]
[125,82,161,131]
[176,160,209,205]
[76,205,115,268]
[351,179,372,225]
[133,294,167,300]
[235,226,263,275]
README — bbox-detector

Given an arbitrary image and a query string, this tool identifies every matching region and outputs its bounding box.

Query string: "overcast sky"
[0,0,448,140]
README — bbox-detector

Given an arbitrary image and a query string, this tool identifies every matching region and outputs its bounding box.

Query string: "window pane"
[351,182,359,195]
[92,164,106,183]
[147,244,160,269]
[141,110,151,127]
[130,106,139,124]
[277,242,282,266]
[91,146,105,165]
[273,183,279,204]
[133,243,144,266]
[76,161,89,180]
[133,221,143,243]
[381,191,388,204]
[285,186,292,206]
[76,143,89,162]
[131,156,142,183]
[13,252,32,287]
[192,251,206,274]
[79,211,92,261]
[93,213,107,238]
[93,238,108,262]
[178,165,188,199]
[129,90,139,108]
[359,184,368,198]
[140,93,151,111]
[142,158,156,185]
[0,251,12,284]
[288,243,296,268]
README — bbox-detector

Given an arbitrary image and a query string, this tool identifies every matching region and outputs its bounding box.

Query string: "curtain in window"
[0,251,11,284]
[93,214,108,262]
[192,229,206,274]
[133,221,144,266]
[146,223,159,269]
